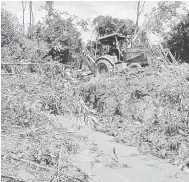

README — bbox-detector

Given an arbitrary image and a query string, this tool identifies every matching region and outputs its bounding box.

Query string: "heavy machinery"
[81,32,177,77]
[81,33,151,76]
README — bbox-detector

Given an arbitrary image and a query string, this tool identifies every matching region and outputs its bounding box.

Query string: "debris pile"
[76,63,189,173]
[1,68,93,182]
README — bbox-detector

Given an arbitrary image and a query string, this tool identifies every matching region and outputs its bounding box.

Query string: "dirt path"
[57,115,189,182]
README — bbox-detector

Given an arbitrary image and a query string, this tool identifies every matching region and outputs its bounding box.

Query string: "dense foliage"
[144,1,183,35]
[164,13,189,63]
[1,62,96,182]
[1,8,21,47]
[77,64,189,169]
[1,5,85,67]
[1,7,50,68]
[92,15,135,37]
[34,12,83,64]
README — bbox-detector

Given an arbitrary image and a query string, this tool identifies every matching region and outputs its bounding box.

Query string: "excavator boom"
[81,50,95,72]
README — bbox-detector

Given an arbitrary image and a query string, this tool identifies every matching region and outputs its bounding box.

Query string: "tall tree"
[134,1,145,36]
[44,1,54,17]
[21,1,27,34]
[28,1,35,39]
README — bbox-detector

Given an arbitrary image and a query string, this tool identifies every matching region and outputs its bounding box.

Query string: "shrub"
[76,64,189,168]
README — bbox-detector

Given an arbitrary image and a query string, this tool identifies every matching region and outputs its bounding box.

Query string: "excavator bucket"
[126,53,148,67]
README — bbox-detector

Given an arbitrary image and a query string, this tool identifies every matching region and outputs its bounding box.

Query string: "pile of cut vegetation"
[77,63,189,172]
[1,63,93,182]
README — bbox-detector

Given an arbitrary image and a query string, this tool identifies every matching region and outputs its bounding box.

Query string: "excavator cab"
[97,33,128,62]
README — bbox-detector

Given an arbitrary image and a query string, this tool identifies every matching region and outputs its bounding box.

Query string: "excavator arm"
[80,50,95,72]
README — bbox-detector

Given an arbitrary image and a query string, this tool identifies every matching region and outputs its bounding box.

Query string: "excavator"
[80,32,178,77]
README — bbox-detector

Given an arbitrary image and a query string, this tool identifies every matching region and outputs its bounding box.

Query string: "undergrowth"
[1,62,94,182]
[76,63,189,169]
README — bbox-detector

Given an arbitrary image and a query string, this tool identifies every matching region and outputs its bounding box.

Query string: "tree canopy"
[1,4,86,65]
[164,12,189,62]
[34,11,83,63]
[1,8,21,47]
[142,1,183,36]
[92,15,135,37]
